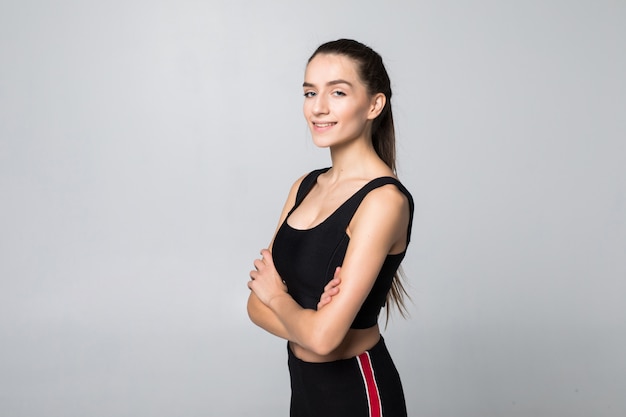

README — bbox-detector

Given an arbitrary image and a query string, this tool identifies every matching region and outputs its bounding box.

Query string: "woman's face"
[303,53,380,149]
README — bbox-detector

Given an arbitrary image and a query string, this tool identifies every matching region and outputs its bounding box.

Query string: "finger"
[323,278,340,293]
[322,269,341,291]
[260,249,274,267]
[320,289,338,304]
[253,258,265,271]
[327,287,339,296]
[319,286,339,304]
[333,266,342,279]
[324,272,341,289]
[317,296,330,309]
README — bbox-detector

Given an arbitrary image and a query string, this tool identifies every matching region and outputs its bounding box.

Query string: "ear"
[367,93,387,120]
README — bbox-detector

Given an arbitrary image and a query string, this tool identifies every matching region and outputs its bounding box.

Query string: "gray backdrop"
[1,1,624,416]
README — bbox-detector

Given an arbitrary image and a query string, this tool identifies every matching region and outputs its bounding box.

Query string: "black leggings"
[288,337,407,417]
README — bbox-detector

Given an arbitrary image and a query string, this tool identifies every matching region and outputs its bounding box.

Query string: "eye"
[303,91,316,98]
[332,90,346,97]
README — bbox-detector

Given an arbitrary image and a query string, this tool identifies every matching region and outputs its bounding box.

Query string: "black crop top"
[272,168,414,329]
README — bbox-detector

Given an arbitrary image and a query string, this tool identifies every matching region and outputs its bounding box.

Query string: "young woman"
[247,39,414,417]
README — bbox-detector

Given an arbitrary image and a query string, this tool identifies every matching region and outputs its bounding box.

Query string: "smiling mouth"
[313,122,337,128]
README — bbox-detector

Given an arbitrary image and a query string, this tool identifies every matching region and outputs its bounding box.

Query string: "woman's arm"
[248,185,410,356]
[247,267,341,339]
[246,174,341,337]
[246,176,302,338]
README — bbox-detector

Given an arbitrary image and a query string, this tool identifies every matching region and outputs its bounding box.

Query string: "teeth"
[315,123,335,127]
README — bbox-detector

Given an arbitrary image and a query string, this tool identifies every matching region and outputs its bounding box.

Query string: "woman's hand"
[317,267,342,310]
[248,249,288,307]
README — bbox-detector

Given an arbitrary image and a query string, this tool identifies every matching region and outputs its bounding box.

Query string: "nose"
[312,94,329,116]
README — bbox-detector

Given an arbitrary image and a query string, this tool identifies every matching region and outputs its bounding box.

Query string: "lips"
[313,122,337,128]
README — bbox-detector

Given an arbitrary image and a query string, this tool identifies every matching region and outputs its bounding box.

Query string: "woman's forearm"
[249,290,333,353]
[247,292,290,340]
[268,293,344,356]
[249,250,348,354]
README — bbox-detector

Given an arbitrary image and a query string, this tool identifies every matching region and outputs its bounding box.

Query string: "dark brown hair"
[308,39,410,320]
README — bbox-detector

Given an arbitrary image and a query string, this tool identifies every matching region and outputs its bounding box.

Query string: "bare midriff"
[289,325,381,363]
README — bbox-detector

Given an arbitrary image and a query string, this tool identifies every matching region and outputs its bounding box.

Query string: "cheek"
[332,101,352,118]
[338,101,368,123]
[303,100,312,117]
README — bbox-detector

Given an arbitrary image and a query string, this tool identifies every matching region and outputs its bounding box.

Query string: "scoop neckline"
[284,174,400,232]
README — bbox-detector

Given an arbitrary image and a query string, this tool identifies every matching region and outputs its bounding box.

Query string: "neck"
[327,136,382,181]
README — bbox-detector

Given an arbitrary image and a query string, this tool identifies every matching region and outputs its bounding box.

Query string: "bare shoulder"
[362,183,410,215]
[285,172,311,202]
[346,182,411,253]
[293,171,310,189]
[280,170,318,216]
[350,183,410,233]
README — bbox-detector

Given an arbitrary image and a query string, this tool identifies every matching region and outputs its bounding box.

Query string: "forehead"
[304,53,362,85]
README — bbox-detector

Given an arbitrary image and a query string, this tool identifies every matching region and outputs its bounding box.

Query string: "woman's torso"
[273,168,414,362]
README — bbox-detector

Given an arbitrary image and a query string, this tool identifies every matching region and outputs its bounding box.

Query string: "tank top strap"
[288,167,331,216]
[337,177,415,245]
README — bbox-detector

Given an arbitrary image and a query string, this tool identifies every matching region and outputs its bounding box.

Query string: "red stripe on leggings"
[357,351,382,417]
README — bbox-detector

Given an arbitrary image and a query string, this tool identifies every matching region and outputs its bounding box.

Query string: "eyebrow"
[302,79,354,88]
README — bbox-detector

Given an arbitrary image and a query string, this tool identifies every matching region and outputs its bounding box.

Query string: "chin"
[312,140,333,149]
[310,134,335,149]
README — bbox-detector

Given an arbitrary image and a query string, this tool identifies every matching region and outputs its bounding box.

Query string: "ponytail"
[309,39,410,319]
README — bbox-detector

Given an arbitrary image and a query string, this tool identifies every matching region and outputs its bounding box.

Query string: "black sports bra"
[272,168,414,329]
